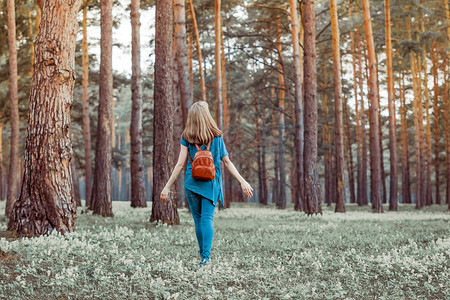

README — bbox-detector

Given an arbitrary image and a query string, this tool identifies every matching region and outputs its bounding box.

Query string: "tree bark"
[344,97,356,204]
[8,0,82,236]
[130,0,147,208]
[0,123,3,201]
[443,53,450,208]
[175,0,192,127]
[356,27,368,206]
[188,0,206,102]
[71,158,82,207]
[91,0,114,216]
[275,16,286,209]
[431,42,440,205]
[303,0,321,215]
[151,0,179,224]
[272,86,279,204]
[81,4,93,207]
[399,74,411,204]
[259,93,268,205]
[289,0,304,211]
[362,0,382,213]
[385,0,397,210]
[5,0,20,218]
[322,89,332,206]
[214,0,223,131]
[330,0,345,212]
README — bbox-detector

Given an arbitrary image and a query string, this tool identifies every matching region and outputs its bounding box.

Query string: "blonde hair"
[181,101,222,144]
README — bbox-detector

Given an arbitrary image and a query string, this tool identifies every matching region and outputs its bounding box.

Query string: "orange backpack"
[188,141,215,181]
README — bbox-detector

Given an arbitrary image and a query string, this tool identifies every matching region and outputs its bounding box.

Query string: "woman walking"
[160,101,253,267]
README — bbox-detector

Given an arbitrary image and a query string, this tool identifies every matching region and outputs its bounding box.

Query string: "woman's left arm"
[160,145,188,202]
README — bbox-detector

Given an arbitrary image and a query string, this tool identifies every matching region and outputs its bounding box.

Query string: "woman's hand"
[240,180,254,197]
[160,187,170,202]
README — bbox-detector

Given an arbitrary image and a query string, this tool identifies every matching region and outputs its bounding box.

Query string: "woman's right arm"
[222,155,253,197]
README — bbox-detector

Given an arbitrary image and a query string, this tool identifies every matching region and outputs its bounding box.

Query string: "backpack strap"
[188,140,212,164]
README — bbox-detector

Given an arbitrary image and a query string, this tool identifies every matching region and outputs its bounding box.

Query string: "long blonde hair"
[181,101,222,144]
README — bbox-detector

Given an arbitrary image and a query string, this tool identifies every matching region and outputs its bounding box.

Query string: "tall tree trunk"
[272,87,279,204]
[303,0,321,215]
[188,0,206,102]
[356,27,368,206]
[8,0,82,236]
[5,0,20,218]
[215,0,223,131]
[130,0,146,208]
[431,42,440,205]
[399,74,412,204]
[259,93,268,205]
[151,0,179,224]
[385,0,397,210]
[82,4,93,207]
[172,40,182,207]
[275,16,286,209]
[443,53,450,208]
[349,0,362,206]
[344,97,356,204]
[91,0,114,216]
[330,0,345,212]
[71,158,82,207]
[362,0,382,213]
[289,0,304,211]
[175,0,192,126]
[322,90,332,206]
[188,33,194,102]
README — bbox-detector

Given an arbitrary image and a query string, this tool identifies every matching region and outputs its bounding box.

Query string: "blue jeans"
[185,189,216,260]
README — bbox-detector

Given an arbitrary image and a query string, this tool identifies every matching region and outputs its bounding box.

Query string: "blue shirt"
[181,136,229,208]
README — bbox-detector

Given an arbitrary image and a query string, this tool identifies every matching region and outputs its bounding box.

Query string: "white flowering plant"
[0,201,448,299]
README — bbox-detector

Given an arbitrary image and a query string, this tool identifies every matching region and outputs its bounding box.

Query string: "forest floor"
[0,200,449,299]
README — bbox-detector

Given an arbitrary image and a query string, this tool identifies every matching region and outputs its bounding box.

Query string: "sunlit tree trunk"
[130,0,146,208]
[303,0,321,215]
[289,0,304,211]
[151,0,179,224]
[188,0,206,102]
[8,0,82,236]
[399,74,411,203]
[385,0,397,210]
[90,0,114,216]
[81,3,93,207]
[329,0,345,212]
[362,0,382,213]
[431,42,440,205]
[5,0,20,218]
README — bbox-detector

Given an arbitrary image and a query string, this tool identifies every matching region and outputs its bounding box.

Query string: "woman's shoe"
[199,257,209,268]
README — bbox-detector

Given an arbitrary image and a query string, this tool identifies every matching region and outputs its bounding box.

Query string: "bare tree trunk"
[81,3,93,207]
[91,0,114,217]
[443,53,450,208]
[431,42,440,205]
[151,0,179,224]
[330,0,345,212]
[130,0,146,208]
[362,0,382,213]
[8,0,82,236]
[399,74,411,204]
[356,27,368,206]
[5,0,20,218]
[188,0,206,102]
[322,90,332,206]
[214,0,223,130]
[188,33,194,102]
[275,16,286,209]
[71,158,82,207]
[385,0,397,210]
[272,88,279,204]
[175,0,192,126]
[289,0,304,211]
[344,97,356,204]
[349,0,362,206]
[303,0,321,215]
[260,94,268,205]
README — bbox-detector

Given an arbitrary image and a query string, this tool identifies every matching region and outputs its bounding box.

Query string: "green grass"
[0,201,449,299]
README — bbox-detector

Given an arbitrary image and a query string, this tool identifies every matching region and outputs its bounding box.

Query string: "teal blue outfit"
[180,136,229,262]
